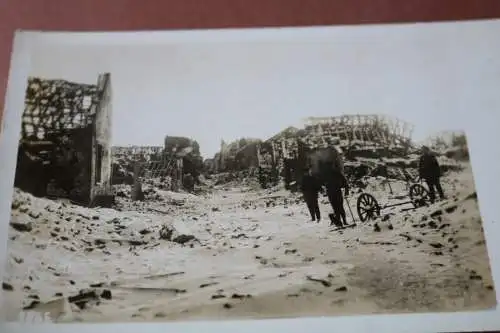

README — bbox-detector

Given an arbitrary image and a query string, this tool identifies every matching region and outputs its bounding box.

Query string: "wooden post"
[131,161,142,201]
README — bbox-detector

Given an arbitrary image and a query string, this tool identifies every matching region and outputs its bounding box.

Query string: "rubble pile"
[211,169,260,187]
[3,188,201,320]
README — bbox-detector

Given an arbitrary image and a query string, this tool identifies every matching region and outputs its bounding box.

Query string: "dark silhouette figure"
[308,146,350,227]
[183,173,195,192]
[418,146,445,203]
[301,169,321,222]
[324,169,350,227]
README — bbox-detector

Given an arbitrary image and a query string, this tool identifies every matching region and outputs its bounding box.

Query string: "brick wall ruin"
[14,74,113,206]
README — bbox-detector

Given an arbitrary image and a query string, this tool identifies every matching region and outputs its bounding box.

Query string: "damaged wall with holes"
[14,73,113,207]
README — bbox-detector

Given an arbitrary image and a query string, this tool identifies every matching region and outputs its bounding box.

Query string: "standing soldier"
[301,167,322,222]
[418,146,445,203]
[310,146,350,227]
[324,166,350,227]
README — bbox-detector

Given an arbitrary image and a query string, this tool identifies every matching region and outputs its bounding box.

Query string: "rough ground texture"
[1,162,496,323]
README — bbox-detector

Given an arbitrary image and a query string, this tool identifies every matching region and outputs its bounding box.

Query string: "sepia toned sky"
[27,20,500,158]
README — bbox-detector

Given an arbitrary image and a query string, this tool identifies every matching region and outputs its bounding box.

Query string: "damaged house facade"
[15,74,113,207]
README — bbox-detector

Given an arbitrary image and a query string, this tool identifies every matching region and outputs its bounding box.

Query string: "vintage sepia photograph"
[0,20,498,324]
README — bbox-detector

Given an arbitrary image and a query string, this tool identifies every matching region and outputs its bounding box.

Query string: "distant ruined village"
[15,74,468,208]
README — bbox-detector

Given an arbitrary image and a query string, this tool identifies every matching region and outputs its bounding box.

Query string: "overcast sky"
[27,20,500,158]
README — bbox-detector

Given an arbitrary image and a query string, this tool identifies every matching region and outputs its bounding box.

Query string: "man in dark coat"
[301,168,321,222]
[324,168,350,227]
[418,146,445,203]
[309,147,350,227]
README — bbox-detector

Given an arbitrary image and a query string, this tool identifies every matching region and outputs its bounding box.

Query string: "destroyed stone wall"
[112,146,164,157]
[113,137,203,196]
[16,126,93,204]
[234,140,261,170]
[211,138,261,174]
[257,141,279,188]
[111,146,164,185]
[164,136,203,180]
[90,74,113,205]
[15,75,112,206]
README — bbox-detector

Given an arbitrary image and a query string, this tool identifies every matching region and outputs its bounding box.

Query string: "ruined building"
[211,138,261,174]
[164,136,203,187]
[112,146,164,159]
[121,137,203,199]
[256,114,415,189]
[110,146,164,185]
[15,74,113,207]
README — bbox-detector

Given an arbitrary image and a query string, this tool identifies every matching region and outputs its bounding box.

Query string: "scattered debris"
[200,282,219,288]
[10,222,33,233]
[231,293,252,299]
[306,275,332,287]
[2,282,14,291]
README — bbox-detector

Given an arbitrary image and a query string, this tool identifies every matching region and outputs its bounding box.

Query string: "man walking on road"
[418,146,445,203]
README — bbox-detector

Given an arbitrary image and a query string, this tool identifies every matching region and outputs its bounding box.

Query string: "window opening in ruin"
[82,96,92,110]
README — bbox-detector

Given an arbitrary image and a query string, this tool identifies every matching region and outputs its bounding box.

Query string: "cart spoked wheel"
[409,183,430,208]
[356,193,381,222]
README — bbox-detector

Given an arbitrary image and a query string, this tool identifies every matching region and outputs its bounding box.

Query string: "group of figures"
[300,145,446,228]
